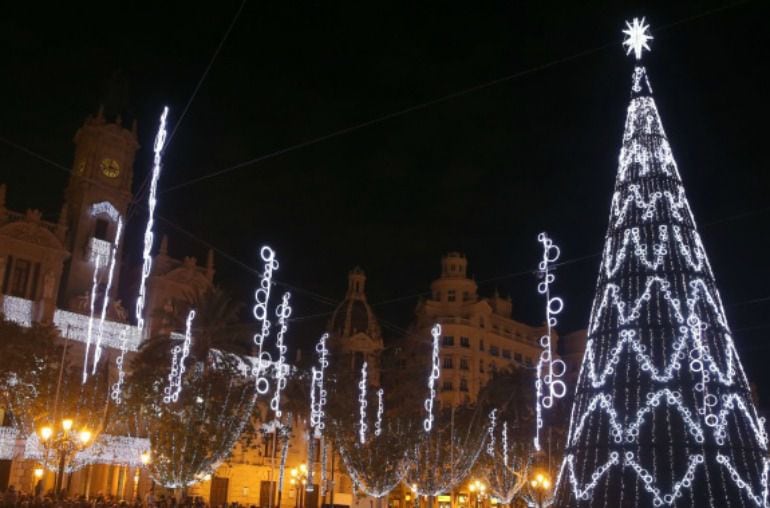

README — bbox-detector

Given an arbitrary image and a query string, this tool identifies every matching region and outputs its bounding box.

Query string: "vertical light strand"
[534,232,567,451]
[110,327,130,403]
[164,310,195,403]
[424,324,441,432]
[502,421,509,468]
[82,255,102,383]
[487,409,498,456]
[92,216,123,373]
[135,106,169,335]
[252,245,278,394]
[270,292,292,418]
[359,361,368,444]
[374,388,384,437]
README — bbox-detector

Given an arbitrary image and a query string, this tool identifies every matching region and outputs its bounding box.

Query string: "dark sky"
[2,2,769,395]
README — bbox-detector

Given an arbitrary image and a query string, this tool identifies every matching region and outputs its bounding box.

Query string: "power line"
[127,0,249,219]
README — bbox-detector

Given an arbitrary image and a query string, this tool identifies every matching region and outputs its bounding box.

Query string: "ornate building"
[410,252,552,406]
[328,267,383,385]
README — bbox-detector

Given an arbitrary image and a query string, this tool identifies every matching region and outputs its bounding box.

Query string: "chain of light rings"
[375,388,384,437]
[534,232,567,451]
[110,328,130,403]
[359,361,368,444]
[136,107,168,335]
[252,246,278,394]
[424,324,441,432]
[163,310,195,404]
[309,333,329,433]
[487,409,498,456]
[270,292,292,418]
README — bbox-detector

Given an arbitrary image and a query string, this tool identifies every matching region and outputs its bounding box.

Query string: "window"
[490,346,499,357]
[460,336,470,348]
[442,381,454,391]
[94,218,109,241]
[460,379,469,392]
[479,317,485,328]
[525,357,533,366]
[443,336,455,347]
[479,339,484,351]
[262,433,280,458]
[514,352,523,362]
[443,357,454,369]
[463,291,470,301]
[479,362,485,373]
[460,358,469,370]
[502,349,511,359]
[448,290,456,302]
[9,259,30,297]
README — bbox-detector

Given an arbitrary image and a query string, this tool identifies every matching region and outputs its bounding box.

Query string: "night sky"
[2,3,769,399]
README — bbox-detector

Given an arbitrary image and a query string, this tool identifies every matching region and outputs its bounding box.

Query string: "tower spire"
[554,18,769,508]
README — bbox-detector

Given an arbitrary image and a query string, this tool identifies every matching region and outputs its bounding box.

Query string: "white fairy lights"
[486,409,497,456]
[252,246,278,394]
[553,18,769,508]
[424,324,441,432]
[92,216,123,374]
[374,388,384,437]
[534,232,567,451]
[622,17,653,60]
[135,106,168,335]
[163,311,195,404]
[82,255,102,383]
[270,292,292,418]
[358,361,368,444]
[110,327,130,403]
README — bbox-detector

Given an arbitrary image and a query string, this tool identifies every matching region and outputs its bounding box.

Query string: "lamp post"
[37,418,93,498]
[468,480,485,508]
[290,464,308,508]
[529,472,551,508]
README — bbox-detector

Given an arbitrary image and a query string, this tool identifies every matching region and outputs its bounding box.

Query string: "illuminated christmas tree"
[553,18,769,507]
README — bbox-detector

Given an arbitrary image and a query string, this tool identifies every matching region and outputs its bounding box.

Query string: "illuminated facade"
[411,252,553,406]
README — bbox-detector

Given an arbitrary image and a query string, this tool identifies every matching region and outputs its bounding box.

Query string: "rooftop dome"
[329,267,382,341]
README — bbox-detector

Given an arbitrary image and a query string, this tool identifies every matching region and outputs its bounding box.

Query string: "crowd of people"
[0,486,242,508]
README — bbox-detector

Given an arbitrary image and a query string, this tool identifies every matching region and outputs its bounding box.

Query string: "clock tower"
[61,107,140,310]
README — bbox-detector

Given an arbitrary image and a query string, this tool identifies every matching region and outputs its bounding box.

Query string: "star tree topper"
[622,17,653,60]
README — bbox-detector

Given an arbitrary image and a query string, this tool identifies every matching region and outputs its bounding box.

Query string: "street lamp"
[37,418,94,498]
[468,480,486,508]
[290,464,308,508]
[529,472,551,508]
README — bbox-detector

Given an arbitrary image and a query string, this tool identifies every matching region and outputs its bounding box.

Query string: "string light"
[252,245,278,394]
[423,324,441,432]
[82,255,102,384]
[534,232,567,451]
[359,361,368,444]
[135,106,169,335]
[110,327,130,403]
[92,216,123,374]
[375,388,384,437]
[270,292,292,418]
[622,17,653,60]
[554,19,769,507]
[163,311,195,404]
[486,409,497,456]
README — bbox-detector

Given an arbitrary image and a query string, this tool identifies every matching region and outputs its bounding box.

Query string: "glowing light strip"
[270,292,292,418]
[82,255,102,383]
[252,245,278,394]
[163,311,195,403]
[309,333,329,433]
[486,409,497,456]
[374,388,384,437]
[502,421,509,468]
[110,327,130,403]
[92,217,123,373]
[423,324,441,432]
[135,106,168,334]
[359,361,368,444]
[534,232,567,451]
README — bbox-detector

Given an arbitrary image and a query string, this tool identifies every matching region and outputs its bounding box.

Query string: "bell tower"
[61,107,140,310]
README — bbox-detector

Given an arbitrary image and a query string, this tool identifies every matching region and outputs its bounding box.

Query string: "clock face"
[100,158,121,178]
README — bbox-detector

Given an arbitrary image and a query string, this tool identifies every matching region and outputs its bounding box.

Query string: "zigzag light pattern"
[553,19,769,507]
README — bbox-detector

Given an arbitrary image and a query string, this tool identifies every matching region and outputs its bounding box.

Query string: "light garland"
[534,232,567,451]
[53,309,141,350]
[135,106,168,335]
[486,409,497,456]
[374,388,384,437]
[92,216,123,373]
[252,245,278,394]
[2,295,33,326]
[110,327,130,403]
[423,324,441,432]
[359,361,368,444]
[165,310,195,403]
[82,255,102,384]
[484,417,529,505]
[309,333,329,434]
[270,292,292,418]
[553,18,769,508]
